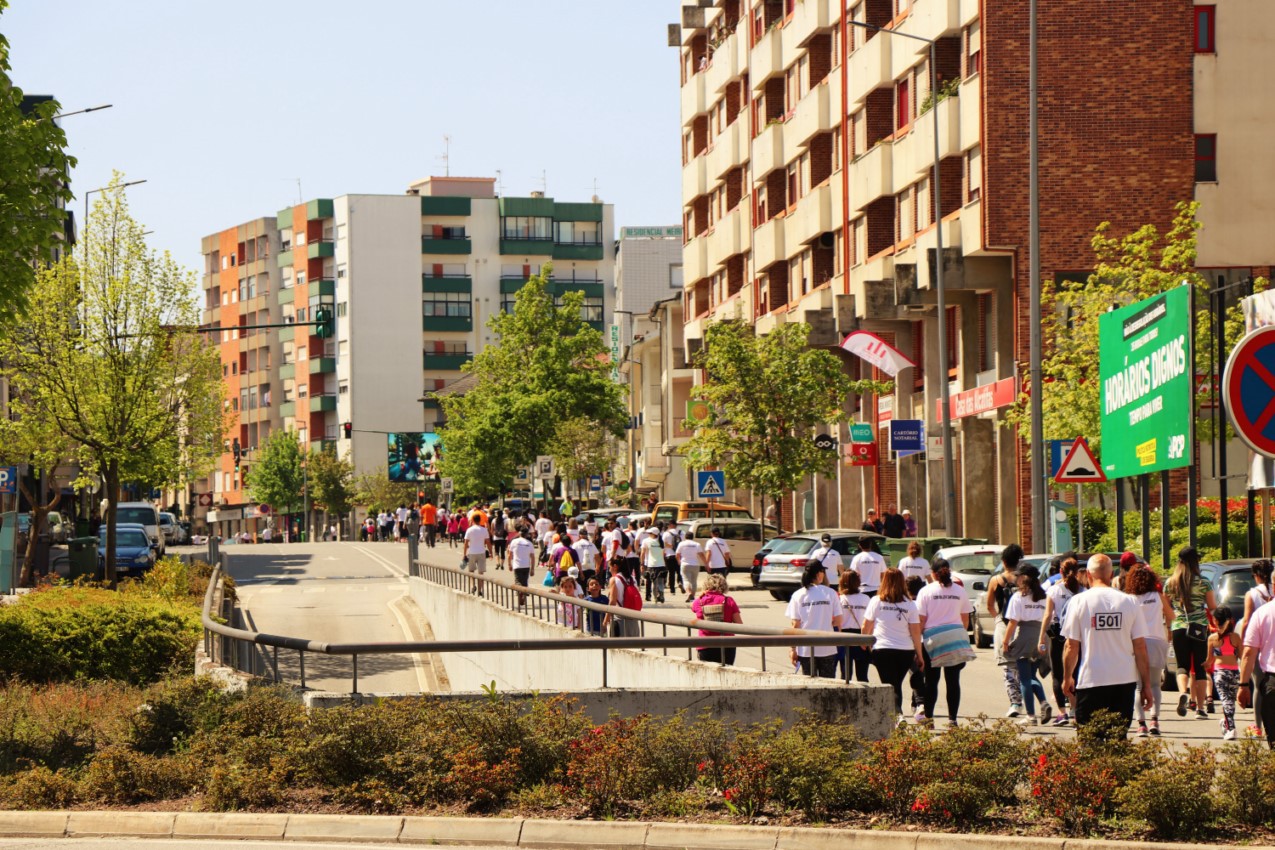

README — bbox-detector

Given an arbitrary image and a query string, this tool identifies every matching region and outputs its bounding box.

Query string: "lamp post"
[83,179,147,254]
[612,309,639,502]
[51,103,113,120]
[1027,0,1047,550]
[847,21,958,535]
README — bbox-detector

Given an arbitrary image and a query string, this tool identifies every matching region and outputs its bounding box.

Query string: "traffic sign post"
[695,470,725,500]
[889,420,924,456]
[1054,438,1106,485]
[1223,325,1275,458]
[0,467,15,496]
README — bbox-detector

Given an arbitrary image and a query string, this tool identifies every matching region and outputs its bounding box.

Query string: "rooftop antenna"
[537,170,547,195]
[438,135,451,177]
[589,177,601,202]
[495,169,504,196]
[295,178,303,203]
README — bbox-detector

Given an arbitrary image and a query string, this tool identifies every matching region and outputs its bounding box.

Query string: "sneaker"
[1019,715,1037,727]
[914,708,927,723]
[1177,694,1189,717]
[896,714,907,728]
[1207,700,1216,714]
[1039,704,1053,725]
[1006,705,1022,718]
[1149,719,1161,736]
[1224,728,1237,741]
[1137,722,1149,737]
[1051,713,1070,727]
[1197,709,1209,720]
[1246,725,1262,738]
[946,719,959,730]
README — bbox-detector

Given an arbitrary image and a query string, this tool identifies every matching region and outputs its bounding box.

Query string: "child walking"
[1210,606,1242,740]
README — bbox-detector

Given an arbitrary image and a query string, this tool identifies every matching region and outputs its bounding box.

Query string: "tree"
[0,179,224,585]
[0,414,73,586]
[246,429,305,529]
[308,446,354,539]
[0,2,76,326]
[682,321,890,530]
[548,418,612,499]
[352,472,419,514]
[436,266,626,495]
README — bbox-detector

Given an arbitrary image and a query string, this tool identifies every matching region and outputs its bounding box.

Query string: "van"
[115,502,163,556]
[651,501,753,527]
[674,518,779,572]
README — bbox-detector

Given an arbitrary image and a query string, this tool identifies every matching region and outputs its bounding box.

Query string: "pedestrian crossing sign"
[695,470,726,499]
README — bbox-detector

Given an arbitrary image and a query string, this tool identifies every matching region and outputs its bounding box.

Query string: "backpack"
[618,575,643,612]
[555,546,575,571]
[615,529,631,552]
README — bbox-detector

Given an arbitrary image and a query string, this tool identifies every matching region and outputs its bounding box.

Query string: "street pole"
[302,460,309,543]
[1028,0,1047,551]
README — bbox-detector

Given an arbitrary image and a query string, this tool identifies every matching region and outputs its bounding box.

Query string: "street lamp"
[612,309,640,501]
[1027,0,1047,550]
[52,103,113,120]
[846,20,958,535]
[83,179,146,241]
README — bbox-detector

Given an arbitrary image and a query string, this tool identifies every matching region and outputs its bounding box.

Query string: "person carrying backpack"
[604,559,643,637]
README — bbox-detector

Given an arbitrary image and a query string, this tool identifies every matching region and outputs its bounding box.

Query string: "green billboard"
[1098,287,1192,478]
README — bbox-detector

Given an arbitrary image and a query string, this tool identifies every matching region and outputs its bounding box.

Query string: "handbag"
[1186,621,1209,642]
[923,622,976,668]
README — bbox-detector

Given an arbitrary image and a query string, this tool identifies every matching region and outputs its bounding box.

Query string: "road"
[216,541,442,694]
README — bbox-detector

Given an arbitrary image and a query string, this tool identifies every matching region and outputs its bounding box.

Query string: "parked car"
[98,523,157,577]
[675,518,780,573]
[176,521,192,545]
[115,502,164,556]
[750,536,786,587]
[651,500,753,528]
[933,543,1005,648]
[45,511,70,544]
[759,529,885,601]
[158,512,179,547]
[1202,559,1258,611]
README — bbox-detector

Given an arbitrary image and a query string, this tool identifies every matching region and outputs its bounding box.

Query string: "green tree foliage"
[0,409,74,585]
[307,446,354,536]
[0,180,224,585]
[436,266,626,496]
[0,2,76,325]
[683,321,890,527]
[547,418,613,499]
[245,430,305,520]
[352,472,419,514]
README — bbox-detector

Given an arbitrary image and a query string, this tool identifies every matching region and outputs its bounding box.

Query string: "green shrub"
[201,756,286,811]
[910,780,991,825]
[0,681,136,772]
[764,717,869,820]
[78,743,195,803]
[0,586,200,684]
[565,716,647,817]
[0,765,78,809]
[127,677,229,756]
[1214,738,1275,826]
[124,557,215,607]
[1116,745,1216,839]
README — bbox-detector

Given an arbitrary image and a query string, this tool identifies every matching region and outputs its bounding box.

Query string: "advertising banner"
[387,433,442,482]
[1098,287,1192,478]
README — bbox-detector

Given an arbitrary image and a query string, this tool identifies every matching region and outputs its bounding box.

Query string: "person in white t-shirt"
[1062,554,1154,737]
[1001,565,1051,725]
[640,530,668,603]
[785,562,843,678]
[662,526,685,594]
[573,534,601,583]
[897,541,930,583]
[506,529,537,607]
[915,558,973,725]
[534,515,553,554]
[837,570,871,682]
[849,537,886,595]
[1122,563,1174,737]
[1239,559,1274,738]
[675,536,704,601]
[862,568,922,718]
[1038,557,1083,727]
[704,528,732,576]
[806,533,842,583]
[463,521,492,596]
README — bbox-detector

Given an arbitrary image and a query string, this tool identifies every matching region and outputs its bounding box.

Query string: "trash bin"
[67,537,99,581]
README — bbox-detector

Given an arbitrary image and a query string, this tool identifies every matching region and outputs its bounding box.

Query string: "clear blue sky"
[4,1,682,270]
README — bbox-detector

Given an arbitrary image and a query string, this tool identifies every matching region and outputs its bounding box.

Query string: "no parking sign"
[1223,325,1275,458]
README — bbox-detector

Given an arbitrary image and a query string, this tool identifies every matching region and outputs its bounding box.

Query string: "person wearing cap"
[786,561,843,678]
[881,503,906,539]
[640,524,668,603]
[849,535,885,596]
[902,509,918,537]
[565,566,585,598]
[807,533,842,583]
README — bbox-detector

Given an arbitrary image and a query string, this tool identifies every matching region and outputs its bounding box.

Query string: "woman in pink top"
[691,573,743,666]
[1210,606,1242,740]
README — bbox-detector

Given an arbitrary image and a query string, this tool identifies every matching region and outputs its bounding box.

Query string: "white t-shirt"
[915,581,972,629]
[1134,590,1168,643]
[534,517,552,538]
[705,537,731,570]
[464,524,490,556]
[640,536,664,568]
[1046,582,1078,626]
[611,530,635,559]
[850,550,886,590]
[661,530,678,556]
[584,519,598,536]
[1005,592,1047,623]
[1061,586,1152,689]
[864,596,920,650]
[898,556,931,582]
[807,547,842,581]
[573,539,600,568]
[567,527,581,542]
[675,539,703,567]
[785,584,841,657]
[1247,584,1273,614]
[507,536,536,570]
[839,592,871,632]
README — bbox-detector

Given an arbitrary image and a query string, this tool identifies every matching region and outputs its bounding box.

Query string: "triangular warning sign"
[1055,437,1107,484]
[699,474,724,497]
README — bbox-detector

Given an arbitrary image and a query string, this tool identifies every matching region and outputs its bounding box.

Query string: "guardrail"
[200,543,871,694]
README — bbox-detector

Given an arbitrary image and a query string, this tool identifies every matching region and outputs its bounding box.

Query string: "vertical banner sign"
[609,324,621,381]
[1098,287,1193,478]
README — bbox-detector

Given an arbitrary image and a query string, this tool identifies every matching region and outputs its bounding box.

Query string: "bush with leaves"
[1117,745,1216,839]
[1215,738,1275,827]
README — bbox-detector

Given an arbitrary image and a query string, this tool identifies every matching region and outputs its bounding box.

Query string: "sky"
[4,1,683,271]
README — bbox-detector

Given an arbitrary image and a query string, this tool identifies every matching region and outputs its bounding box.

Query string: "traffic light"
[342,422,352,439]
[314,306,334,339]
[232,438,241,473]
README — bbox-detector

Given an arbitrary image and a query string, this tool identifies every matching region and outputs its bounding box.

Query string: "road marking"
[353,545,409,583]
[388,594,433,693]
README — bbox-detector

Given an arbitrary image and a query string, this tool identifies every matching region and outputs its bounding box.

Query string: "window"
[423,225,467,240]
[896,77,911,130]
[336,301,347,317]
[281,267,294,289]
[1195,134,1217,182]
[966,146,982,203]
[1194,6,1216,53]
[965,20,981,76]
[423,341,470,367]
[581,296,604,324]
[554,220,601,244]
[422,291,472,318]
[832,126,843,172]
[670,264,684,289]
[501,216,552,240]
[280,229,292,251]
[336,263,347,279]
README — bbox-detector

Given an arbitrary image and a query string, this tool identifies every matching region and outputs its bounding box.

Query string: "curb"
[0,811,1266,849]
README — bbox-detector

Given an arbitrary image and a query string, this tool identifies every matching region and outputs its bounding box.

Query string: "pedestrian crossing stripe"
[696,471,725,498]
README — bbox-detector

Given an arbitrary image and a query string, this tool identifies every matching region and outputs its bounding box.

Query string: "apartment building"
[677,0,1274,547]
[199,178,615,534]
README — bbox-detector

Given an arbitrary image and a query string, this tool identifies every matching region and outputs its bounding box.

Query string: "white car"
[932,543,1005,648]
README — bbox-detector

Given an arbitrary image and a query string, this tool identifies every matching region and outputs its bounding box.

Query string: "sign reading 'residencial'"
[1098,287,1193,479]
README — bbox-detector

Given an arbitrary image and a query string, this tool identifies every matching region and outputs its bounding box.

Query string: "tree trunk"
[16,477,58,587]
[103,462,120,589]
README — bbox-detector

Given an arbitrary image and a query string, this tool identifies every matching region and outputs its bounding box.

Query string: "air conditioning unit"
[817,232,837,250]
[682,6,706,28]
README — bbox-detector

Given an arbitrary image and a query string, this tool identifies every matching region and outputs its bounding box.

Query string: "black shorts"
[513,568,530,588]
[1172,628,1209,680]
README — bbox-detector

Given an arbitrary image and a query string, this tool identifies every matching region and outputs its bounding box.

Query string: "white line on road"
[353,545,409,583]
[387,594,432,693]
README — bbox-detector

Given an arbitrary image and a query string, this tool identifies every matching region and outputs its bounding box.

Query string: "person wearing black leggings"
[915,557,973,726]
[863,567,923,721]
[1040,557,1083,726]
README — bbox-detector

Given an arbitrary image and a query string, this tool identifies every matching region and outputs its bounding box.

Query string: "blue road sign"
[890,419,924,455]
[0,467,14,496]
[589,475,602,492]
[695,470,726,500]
[1049,440,1076,478]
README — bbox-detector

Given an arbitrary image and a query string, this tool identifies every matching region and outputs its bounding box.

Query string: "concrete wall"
[406,576,894,737]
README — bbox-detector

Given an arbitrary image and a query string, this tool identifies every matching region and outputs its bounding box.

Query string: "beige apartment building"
[676,0,1275,546]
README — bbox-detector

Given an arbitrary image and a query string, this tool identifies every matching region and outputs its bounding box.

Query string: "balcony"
[276,287,295,305]
[895,0,962,58]
[750,25,783,89]
[960,74,981,152]
[421,275,472,293]
[847,31,891,106]
[706,204,746,269]
[306,241,335,260]
[309,357,336,375]
[680,71,706,123]
[499,238,552,256]
[308,395,336,414]
[783,0,834,53]
[420,195,471,217]
[423,352,471,371]
[786,182,836,251]
[306,199,334,221]
[309,278,336,298]
[894,93,961,181]
[753,215,786,271]
[682,153,707,201]
[552,241,604,261]
[276,249,293,268]
[706,120,742,180]
[684,233,709,284]
[279,363,295,380]
[276,325,297,343]
[422,314,473,332]
[751,120,785,178]
[702,29,739,95]
[422,236,473,255]
[850,141,893,210]
[279,401,296,419]
[786,81,830,150]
